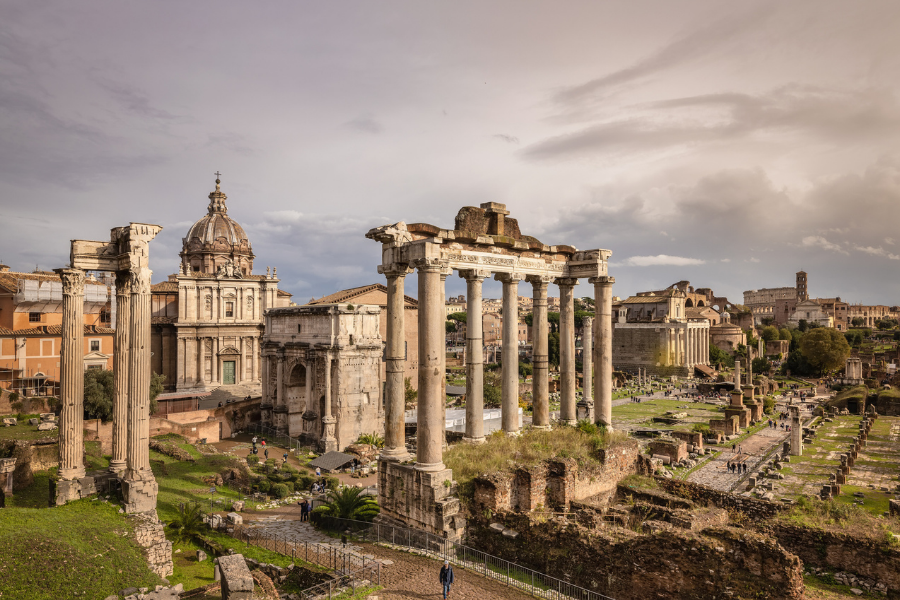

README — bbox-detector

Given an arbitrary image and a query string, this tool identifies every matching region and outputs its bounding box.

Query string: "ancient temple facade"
[260,304,384,451]
[150,178,292,392]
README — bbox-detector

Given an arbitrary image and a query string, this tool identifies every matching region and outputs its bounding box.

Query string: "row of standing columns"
[380,263,614,472]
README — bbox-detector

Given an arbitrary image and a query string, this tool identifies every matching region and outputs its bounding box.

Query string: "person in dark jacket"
[439,560,454,598]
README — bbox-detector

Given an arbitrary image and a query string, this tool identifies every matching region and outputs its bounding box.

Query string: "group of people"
[727,461,747,474]
[767,418,792,432]
[250,436,269,460]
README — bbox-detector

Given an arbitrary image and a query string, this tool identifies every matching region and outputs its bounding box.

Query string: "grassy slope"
[0,500,161,600]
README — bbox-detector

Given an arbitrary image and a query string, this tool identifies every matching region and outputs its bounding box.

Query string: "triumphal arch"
[366,202,614,540]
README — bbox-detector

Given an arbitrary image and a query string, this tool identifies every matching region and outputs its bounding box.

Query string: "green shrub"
[283,481,294,493]
[325,476,340,491]
[271,483,289,498]
[257,479,271,493]
[691,423,710,434]
[246,455,259,466]
[763,396,775,414]
[298,475,315,490]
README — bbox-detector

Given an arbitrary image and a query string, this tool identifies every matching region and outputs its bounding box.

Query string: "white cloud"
[720,258,731,263]
[885,237,895,246]
[748,258,760,263]
[853,245,900,260]
[800,235,848,255]
[622,254,706,267]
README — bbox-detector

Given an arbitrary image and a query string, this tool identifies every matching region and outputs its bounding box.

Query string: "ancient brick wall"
[468,514,804,600]
[655,478,786,519]
[129,512,173,578]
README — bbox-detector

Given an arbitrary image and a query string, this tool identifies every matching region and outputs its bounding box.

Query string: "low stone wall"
[654,477,787,520]
[130,511,174,578]
[472,440,643,514]
[467,514,804,600]
[150,414,221,443]
[766,523,900,595]
[1,438,59,491]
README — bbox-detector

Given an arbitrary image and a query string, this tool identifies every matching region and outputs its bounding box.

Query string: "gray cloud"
[345,113,384,134]
[492,134,520,144]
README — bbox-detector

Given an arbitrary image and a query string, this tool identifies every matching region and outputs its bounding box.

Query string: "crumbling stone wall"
[468,514,804,600]
[473,440,642,514]
[1,438,59,490]
[654,478,786,520]
[130,512,174,578]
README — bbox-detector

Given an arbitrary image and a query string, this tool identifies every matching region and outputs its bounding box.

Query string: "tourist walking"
[264,448,269,460]
[298,499,309,521]
[439,560,454,599]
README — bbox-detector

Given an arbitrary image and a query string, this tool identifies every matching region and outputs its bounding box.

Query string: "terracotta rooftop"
[0,324,115,336]
[307,283,418,308]
[621,295,676,304]
[151,281,179,293]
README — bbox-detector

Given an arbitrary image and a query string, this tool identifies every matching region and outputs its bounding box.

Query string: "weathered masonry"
[55,223,162,514]
[367,203,614,540]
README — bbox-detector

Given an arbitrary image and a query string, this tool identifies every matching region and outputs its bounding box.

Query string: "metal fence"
[245,423,315,454]
[225,523,381,599]
[314,516,616,600]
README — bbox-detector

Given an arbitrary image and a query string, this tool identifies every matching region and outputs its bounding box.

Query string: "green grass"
[0,422,60,441]
[6,471,52,508]
[0,499,161,600]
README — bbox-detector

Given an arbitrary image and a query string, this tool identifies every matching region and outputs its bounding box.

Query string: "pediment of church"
[218,346,241,356]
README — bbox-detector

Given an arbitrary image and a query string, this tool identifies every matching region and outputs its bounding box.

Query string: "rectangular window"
[297,324,302,333]
[87,364,102,370]
[225,302,234,317]
[29,312,41,323]
[100,310,111,323]
[90,340,100,352]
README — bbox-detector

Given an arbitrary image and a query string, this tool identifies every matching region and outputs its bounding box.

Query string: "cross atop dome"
[208,172,228,215]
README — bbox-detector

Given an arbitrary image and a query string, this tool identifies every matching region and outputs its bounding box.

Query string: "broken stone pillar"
[591,276,615,429]
[110,270,130,474]
[462,270,488,441]
[55,268,86,483]
[0,457,16,497]
[557,277,578,425]
[218,554,254,600]
[497,272,523,434]
[382,265,410,459]
[123,259,159,513]
[577,315,594,423]
[734,360,741,388]
[789,406,802,456]
[320,352,337,453]
[528,274,552,430]
[416,258,446,469]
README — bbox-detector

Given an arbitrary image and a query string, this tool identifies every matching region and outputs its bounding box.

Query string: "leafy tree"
[574,310,594,330]
[483,370,502,407]
[875,318,897,330]
[709,344,735,368]
[404,377,417,409]
[789,328,804,352]
[745,329,759,349]
[168,503,205,542]
[800,327,851,375]
[850,317,866,328]
[84,369,163,421]
[522,313,533,327]
[781,349,814,377]
[751,357,772,374]
[844,330,864,347]
[271,483,290,498]
[445,321,458,335]
[778,327,792,341]
[760,326,779,342]
[311,486,380,522]
[798,319,809,332]
[448,312,467,324]
[518,361,532,378]
[548,331,560,367]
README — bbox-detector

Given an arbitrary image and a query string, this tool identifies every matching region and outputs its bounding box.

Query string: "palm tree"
[356,432,385,448]
[168,503,206,541]
[312,486,380,522]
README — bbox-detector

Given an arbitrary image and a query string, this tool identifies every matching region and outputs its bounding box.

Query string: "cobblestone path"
[357,543,540,600]
[688,426,789,490]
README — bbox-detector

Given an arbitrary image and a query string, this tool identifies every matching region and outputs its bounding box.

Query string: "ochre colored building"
[0,265,114,395]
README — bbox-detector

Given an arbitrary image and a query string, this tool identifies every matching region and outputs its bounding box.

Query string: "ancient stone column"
[275,350,285,409]
[251,337,259,382]
[56,268,86,481]
[790,406,803,456]
[382,265,409,459]
[415,258,445,470]
[461,270,488,442]
[557,278,577,425]
[110,270,131,474]
[321,352,337,452]
[579,316,594,422]
[496,273,523,434]
[529,275,552,429]
[124,261,158,513]
[734,360,741,388]
[592,276,615,429]
[198,337,206,384]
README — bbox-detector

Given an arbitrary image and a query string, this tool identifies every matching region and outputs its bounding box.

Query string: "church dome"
[180,177,255,276]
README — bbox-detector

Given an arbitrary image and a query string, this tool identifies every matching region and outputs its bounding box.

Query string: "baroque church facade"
[150,178,292,392]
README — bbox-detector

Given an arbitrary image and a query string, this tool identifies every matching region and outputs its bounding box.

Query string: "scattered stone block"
[197,550,207,562]
[2,418,16,426]
[28,418,39,425]
[37,422,57,431]
[489,522,505,533]
[227,512,243,525]
[232,500,244,512]
[219,554,254,600]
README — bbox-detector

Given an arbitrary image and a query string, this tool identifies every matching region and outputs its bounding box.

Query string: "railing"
[314,516,616,600]
[245,423,315,454]
[223,523,381,599]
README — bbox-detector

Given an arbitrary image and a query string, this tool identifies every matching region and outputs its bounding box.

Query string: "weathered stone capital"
[129,266,152,294]
[526,274,554,287]
[494,272,525,283]
[412,257,447,272]
[589,276,616,286]
[583,316,594,326]
[379,263,411,278]
[55,268,85,295]
[555,277,579,288]
[115,269,134,294]
[366,221,413,246]
[458,268,490,281]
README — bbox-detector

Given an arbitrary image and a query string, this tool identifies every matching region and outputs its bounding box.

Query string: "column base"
[123,475,159,514]
[379,447,410,461]
[58,466,86,481]
[108,460,127,475]
[531,425,551,431]
[319,437,338,453]
[503,429,521,437]
[462,436,486,444]
[414,461,446,472]
[560,419,577,426]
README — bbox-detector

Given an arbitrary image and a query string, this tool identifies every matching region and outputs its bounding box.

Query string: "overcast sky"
[3,1,900,306]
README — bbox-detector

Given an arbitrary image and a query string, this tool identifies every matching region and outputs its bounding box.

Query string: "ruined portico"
[54,223,163,514]
[367,203,613,540]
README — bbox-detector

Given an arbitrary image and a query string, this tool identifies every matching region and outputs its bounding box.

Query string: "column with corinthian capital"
[110,270,131,474]
[415,258,445,470]
[496,272,523,435]
[382,265,410,459]
[55,268,86,482]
